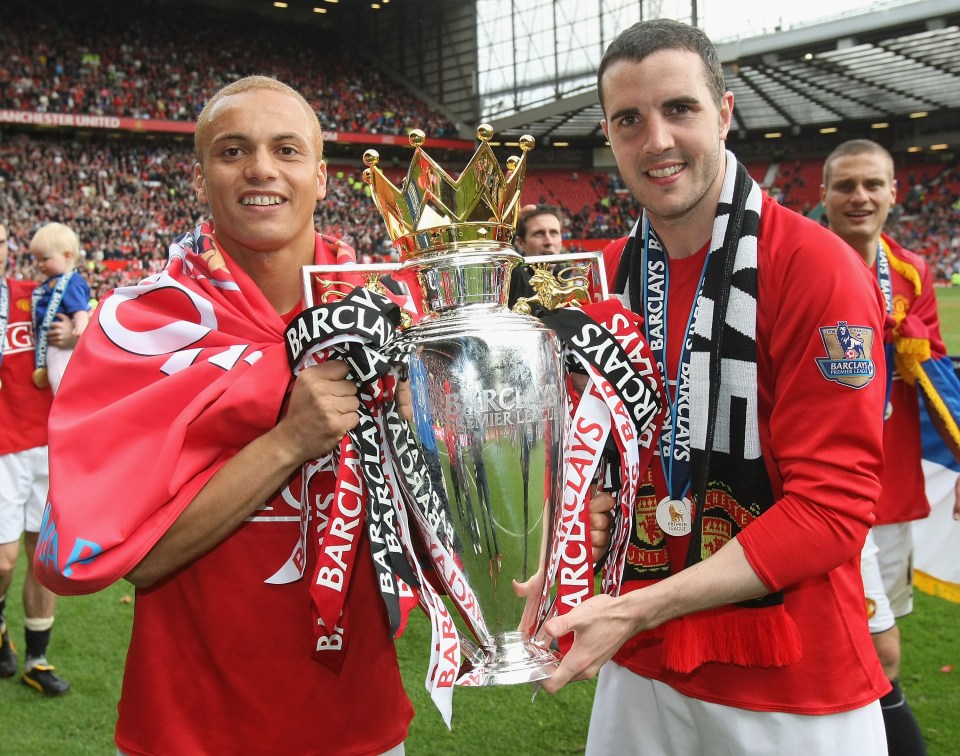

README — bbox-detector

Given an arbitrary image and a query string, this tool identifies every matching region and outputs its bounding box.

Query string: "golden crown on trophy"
[362,125,534,260]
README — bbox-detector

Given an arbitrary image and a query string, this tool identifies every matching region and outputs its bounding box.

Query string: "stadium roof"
[488,0,960,151]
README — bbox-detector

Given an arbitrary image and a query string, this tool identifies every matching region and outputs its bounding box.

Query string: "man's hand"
[539,538,768,695]
[539,592,642,694]
[395,375,413,421]
[275,359,360,461]
[589,490,617,564]
[47,313,79,349]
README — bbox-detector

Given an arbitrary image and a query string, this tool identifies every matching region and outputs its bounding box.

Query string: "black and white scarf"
[614,152,802,672]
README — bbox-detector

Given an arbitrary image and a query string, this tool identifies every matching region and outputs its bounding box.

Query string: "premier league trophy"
[361,126,578,686]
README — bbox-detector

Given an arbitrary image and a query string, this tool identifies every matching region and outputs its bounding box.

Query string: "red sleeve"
[738,203,886,591]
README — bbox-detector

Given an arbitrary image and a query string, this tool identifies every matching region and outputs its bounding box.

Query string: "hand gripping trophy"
[296,126,662,723]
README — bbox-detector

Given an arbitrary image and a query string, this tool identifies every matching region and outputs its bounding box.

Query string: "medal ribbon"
[31,270,75,372]
[876,239,893,314]
[877,238,895,417]
[0,280,9,375]
[642,220,711,504]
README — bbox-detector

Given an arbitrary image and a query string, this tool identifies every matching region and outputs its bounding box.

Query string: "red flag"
[35,221,342,594]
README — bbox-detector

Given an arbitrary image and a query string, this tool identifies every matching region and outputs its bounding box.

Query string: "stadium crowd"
[0,133,400,300]
[3,127,960,301]
[894,164,960,281]
[3,0,457,137]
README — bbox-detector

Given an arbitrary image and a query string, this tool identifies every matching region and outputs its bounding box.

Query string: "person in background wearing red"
[0,221,75,696]
[822,138,960,756]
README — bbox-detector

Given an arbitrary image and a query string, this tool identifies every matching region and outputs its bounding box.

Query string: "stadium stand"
[0,132,404,298]
[2,0,958,299]
[2,0,457,136]
[4,127,958,301]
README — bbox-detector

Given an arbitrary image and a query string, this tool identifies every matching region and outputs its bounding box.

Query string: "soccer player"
[540,20,889,756]
[821,138,960,756]
[35,77,413,754]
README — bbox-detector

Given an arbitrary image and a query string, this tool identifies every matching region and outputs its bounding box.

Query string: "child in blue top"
[29,223,91,394]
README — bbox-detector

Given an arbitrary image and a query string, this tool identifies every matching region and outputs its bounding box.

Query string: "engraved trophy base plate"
[456,631,561,687]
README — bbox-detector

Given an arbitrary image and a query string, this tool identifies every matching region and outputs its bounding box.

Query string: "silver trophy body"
[349,126,603,686]
[395,248,566,686]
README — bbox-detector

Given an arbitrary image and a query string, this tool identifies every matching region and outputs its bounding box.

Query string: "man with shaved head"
[822,138,960,756]
[36,76,414,755]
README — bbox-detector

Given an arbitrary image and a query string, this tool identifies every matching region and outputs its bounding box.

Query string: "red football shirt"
[0,278,53,455]
[604,194,889,714]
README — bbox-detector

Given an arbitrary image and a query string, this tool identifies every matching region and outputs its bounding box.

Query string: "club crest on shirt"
[815,321,876,389]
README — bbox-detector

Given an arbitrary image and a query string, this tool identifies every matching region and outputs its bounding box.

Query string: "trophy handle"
[517,251,610,303]
[300,262,421,328]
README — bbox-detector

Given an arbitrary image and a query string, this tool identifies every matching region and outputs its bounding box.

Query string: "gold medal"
[655,496,693,537]
[32,367,50,389]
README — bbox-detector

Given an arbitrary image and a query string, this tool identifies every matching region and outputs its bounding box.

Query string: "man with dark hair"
[509,204,566,306]
[541,19,889,755]
[822,138,960,756]
[515,204,564,257]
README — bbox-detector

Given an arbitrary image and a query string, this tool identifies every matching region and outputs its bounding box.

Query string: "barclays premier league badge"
[656,496,692,537]
[815,320,876,389]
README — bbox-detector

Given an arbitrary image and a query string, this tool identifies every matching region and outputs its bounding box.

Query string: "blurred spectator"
[887,163,960,282]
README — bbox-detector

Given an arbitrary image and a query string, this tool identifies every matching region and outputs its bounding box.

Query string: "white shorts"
[586,662,888,756]
[861,523,914,634]
[0,446,50,544]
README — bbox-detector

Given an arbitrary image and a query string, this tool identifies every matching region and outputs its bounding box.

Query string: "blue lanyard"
[0,279,9,371]
[876,239,895,419]
[876,239,893,314]
[641,216,712,500]
[31,270,74,370]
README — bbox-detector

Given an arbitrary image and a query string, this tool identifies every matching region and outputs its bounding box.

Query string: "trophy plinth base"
[456,631,560,687]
